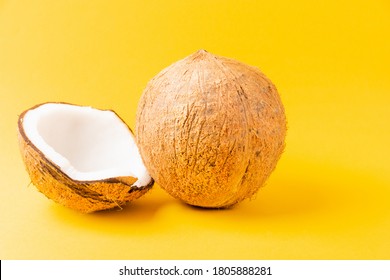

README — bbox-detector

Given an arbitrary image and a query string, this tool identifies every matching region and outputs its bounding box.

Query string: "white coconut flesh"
[22,103,151,187]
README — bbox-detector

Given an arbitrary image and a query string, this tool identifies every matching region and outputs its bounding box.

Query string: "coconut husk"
[136,50,286,208]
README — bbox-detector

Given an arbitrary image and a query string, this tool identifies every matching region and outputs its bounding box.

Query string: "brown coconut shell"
[136,50,287,208]
[18,104,153,213]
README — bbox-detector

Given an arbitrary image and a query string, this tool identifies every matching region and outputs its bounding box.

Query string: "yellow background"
[1,0,389,259]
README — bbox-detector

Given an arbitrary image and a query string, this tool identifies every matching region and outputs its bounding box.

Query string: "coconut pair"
[18,50,287,213]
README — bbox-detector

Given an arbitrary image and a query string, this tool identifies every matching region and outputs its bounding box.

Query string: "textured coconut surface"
[1,0,390,260]
[136,50,286,208]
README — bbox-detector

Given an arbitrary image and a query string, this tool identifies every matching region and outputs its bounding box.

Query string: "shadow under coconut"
[180,172,327,218]
[49,161,390,238]
[170,178,326,223]
[174,162,390,237]
[49,187,176,234]
[116,172,329,238]
[171,159,330,218]
[49,171,326,235]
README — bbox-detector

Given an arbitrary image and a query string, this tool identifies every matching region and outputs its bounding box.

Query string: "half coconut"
[17,102,153,213]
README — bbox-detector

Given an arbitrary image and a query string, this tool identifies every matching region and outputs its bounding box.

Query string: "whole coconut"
[136,50,287,208]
